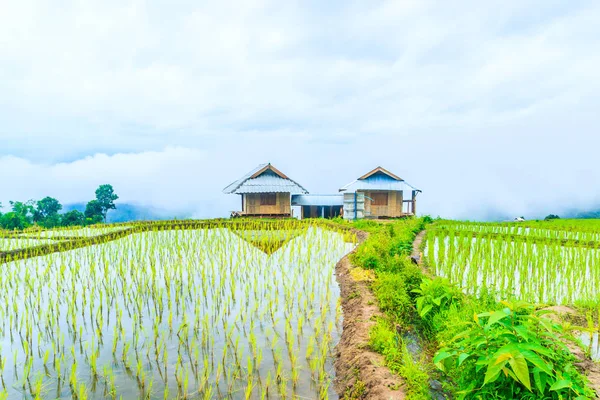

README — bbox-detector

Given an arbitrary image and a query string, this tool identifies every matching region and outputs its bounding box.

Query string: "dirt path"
[411,230,426,266]
[334,230,406,399]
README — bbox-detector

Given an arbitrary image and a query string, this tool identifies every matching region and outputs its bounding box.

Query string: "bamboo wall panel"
[243,193,291,215]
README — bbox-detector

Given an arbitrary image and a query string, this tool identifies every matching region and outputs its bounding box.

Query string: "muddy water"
[580,332,600,361]
[0,227,354,399]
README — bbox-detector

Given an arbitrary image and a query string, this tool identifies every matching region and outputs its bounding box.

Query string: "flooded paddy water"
[0,225,355,399]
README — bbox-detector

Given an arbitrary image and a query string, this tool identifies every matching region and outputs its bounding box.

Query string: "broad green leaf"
[521,350,552,375]
[458,353,471,366]
[486,310,509,328]
[420,304,433,318]
[519,343,553,357]
[508,353,531,391]
[550,379,572,391]
[433,351,453,370]
[494,352,513,365]
[484,359,506,385]
[533,370,546,393]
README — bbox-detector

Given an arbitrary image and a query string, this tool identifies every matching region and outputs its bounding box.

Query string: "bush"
[412,277,462,328]
[0,212,29,230]
[434,301,593,399]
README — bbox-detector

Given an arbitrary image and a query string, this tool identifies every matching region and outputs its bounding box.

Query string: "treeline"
[0,184,118,230]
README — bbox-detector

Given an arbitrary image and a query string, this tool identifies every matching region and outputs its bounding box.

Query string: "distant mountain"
[562,209,600,220]
[64,203,191,223]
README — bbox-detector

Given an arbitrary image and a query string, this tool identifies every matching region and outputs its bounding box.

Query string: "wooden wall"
[362,190,403,218]
[243,193,291,215]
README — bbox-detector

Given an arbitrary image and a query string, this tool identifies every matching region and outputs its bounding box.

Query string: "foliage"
[95,184,119,221]
[85,200,104,221]
[0,212,29,230]
[434,301,593,399]
[412,277,462,324]
[35,197,62,222]
[1,185,118,230]
[370,319,430,399]
[372,273,413,323]
[10,200,35,223]
[544,214,560,221]
[62,210,85,227]
[352,217,594,399]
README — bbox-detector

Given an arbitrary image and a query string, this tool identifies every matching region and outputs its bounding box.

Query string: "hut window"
[372,192,388,206]
[260,193,277,206]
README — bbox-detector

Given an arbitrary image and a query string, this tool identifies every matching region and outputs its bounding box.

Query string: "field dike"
[334,229,406,399]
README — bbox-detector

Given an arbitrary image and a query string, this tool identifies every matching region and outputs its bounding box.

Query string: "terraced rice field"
[424,220,600,307]
[0,221,355,399]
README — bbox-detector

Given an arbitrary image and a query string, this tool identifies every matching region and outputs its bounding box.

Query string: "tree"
[95,184,119,222]
[35,197,62,222]
[0,212,29,230]
[10,200,35,223]
[544,214,560,221]
[85,200,104,222]
[62,210,85,226]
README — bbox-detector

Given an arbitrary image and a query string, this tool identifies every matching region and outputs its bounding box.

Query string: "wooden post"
[412,190,417,216]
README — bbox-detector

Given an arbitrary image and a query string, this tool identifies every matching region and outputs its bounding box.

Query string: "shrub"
[434,301,593,399]
[412,277,462,325]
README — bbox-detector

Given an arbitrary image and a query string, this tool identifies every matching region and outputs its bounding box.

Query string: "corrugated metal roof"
[291,194,344,206]
[340,174,421,193]
[223,164,309,194]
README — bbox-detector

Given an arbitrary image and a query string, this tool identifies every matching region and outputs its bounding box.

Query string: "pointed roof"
[358,166,403,181]
[223,163,309,194]
[339,166,421,193]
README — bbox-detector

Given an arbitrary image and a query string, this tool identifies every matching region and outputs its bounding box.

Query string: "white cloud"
[0,0,599,219]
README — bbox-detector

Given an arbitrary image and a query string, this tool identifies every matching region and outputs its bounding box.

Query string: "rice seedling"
[425,221,600,307]
[0,220,354,398]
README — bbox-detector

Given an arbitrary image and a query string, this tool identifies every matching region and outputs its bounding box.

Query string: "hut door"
[246,194,258,214]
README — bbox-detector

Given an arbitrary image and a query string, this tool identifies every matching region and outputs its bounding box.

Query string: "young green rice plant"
[0,220,353,398]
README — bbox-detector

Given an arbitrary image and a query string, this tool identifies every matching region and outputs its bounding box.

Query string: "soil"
[411,230,426,266]
[334,230,406,399]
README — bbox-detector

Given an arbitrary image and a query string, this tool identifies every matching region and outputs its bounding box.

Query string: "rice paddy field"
[19,226,132,239]
[424,220,600,306]
[0,238,57,252]
[0,220,356,399]
[424,219,600,363]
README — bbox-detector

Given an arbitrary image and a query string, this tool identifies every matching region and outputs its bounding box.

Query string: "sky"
[1,0,599,220]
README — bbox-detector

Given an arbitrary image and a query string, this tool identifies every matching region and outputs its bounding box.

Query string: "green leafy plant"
[412,277,462,321]
[434,301,593,399]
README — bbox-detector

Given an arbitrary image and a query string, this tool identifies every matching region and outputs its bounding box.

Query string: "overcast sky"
[1,0,599,219]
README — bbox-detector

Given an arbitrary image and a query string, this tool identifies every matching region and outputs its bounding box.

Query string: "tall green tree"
[62,210,85,226]
[10,200,35,224]
[95,184,119,222]
[85,200,104,224]
[35,197,63,222]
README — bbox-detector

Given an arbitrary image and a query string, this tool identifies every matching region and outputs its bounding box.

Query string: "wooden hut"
[223,163,308,218]
[339,167,421,219]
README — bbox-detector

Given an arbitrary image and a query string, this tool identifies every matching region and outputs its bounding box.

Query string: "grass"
[347,217,597,399]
